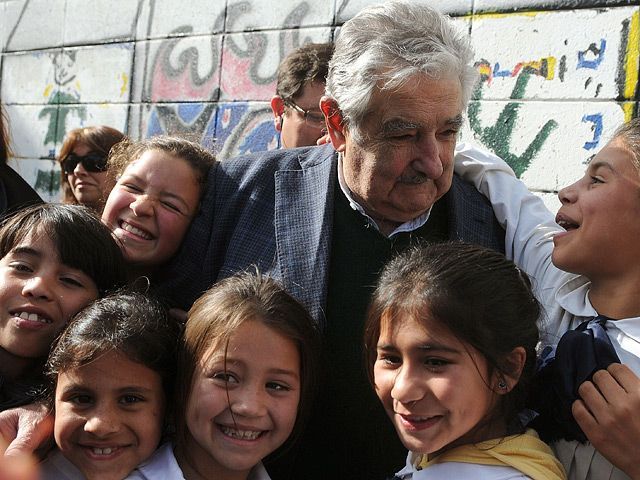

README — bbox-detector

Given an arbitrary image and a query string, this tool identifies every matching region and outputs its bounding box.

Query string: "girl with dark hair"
[455,119,640,479]
[40,291,180,480]
[365,242,565,479]
[129,271,321,480]
[0,203,128,412]
[57,126,125,212]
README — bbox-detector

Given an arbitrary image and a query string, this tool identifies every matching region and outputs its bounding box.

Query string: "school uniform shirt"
[125,442,272,480]
[40,444,271,480]
[454,146,640,480]
[395,429,565,480]
[40,450,85,480]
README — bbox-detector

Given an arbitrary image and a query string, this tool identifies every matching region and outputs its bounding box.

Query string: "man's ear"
[270,95,285,132]
[320,96,346,152]
[493,346,527,394]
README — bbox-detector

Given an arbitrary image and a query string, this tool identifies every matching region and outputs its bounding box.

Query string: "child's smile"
[179,319,300,478]
[0,232,98,371]
[553,137,640,281]
[54,350,165,480]
[374,314,503,456]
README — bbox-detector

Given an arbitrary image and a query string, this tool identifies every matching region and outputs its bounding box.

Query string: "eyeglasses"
[61,153,108,175]
[285,100,326,128]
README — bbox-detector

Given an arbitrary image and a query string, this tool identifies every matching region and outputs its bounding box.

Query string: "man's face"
[272,81,326,148]
[328,75,463,235]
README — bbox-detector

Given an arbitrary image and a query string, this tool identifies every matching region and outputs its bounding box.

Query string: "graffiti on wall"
[140,1,325,159]
[469,9,640,179]
[39,51,87,148]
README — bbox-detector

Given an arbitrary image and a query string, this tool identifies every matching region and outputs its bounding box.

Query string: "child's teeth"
[221,426,261,440]
[92,447,114,455]
[18,312,48,323]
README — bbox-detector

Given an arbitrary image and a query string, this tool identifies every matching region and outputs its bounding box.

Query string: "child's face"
[0,232,98,361]
[101,149,201,269]
[54,350,165,480]
[553,137,640,278]
[183,319,300,477]
[373,314,501,455]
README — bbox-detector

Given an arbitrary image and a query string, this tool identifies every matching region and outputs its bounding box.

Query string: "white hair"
[326,1,477,141]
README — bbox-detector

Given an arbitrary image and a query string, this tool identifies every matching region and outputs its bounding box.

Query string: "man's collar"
[337,152,431,237]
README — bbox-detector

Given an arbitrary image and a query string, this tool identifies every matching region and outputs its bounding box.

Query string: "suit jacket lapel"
[274,146,337,326]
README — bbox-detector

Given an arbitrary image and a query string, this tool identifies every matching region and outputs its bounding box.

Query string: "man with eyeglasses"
[270,43,333,148]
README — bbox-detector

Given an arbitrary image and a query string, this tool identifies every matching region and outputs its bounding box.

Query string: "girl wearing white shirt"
[454,121,640,480]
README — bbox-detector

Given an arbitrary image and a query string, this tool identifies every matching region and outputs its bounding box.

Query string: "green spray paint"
[468,72,558,178]
[38,92,87,145]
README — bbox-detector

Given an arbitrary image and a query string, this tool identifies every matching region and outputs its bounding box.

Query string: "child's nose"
[390,365,424,405]
[22,275,55,301]
[230,387,268,418]
[130,195,155,216]
[84,409,120,436]
[558,180,579,205]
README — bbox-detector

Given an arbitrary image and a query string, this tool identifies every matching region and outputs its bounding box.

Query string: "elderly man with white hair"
[162,2,507,478]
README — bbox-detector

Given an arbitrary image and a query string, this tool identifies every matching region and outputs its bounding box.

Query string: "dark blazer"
[161,143,504,322]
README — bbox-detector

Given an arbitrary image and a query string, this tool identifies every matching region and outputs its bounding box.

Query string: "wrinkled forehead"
[356,73,464,131]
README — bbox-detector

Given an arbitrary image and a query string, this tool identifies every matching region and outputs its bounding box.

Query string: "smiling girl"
[101,136,215,278]
[126,271,320,480]
[454,121,640,479]
[40,292,180,480]
[0,204,127,411]
[365,242,565,479]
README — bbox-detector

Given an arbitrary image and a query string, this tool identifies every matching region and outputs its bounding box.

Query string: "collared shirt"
[454,144,637,480]
[337,152,432,237]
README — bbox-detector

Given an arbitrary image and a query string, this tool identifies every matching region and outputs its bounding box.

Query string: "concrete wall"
[1,0,637,210]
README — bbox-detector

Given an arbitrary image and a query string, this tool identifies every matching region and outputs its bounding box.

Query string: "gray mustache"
[397,172,429,184]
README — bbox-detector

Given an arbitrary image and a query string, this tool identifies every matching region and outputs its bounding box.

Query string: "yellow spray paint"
[120,73,129,97]
[623,11,639,121]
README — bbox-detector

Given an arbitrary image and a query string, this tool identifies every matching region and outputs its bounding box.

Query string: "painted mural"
[0,0,638,206]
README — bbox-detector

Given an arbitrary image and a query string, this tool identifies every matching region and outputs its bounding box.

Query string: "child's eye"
[70,394,93,405]
[60,276,84,288]
[212,371,239,384]
[424,357,449,368]
[378,354,401,366]
[122,183,143,193]
[161,201,182,213]
[8,262,33,273]
[120,394,144,405]
[266,381,290,392]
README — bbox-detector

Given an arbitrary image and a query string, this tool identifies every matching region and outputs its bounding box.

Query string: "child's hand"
[0,402,53,458]
[573,363,640,480]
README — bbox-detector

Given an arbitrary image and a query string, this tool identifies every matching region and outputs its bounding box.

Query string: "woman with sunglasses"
[57,126,124,212]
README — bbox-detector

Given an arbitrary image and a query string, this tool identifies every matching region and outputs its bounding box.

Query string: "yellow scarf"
[416,429,566,480]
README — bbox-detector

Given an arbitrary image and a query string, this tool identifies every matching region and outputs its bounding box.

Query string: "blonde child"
[0,204,127,412]
[127,271,321,480]
[39,292,180,480]
[365,242,566,479]
[101,136,215,278]
[454,121,640,479]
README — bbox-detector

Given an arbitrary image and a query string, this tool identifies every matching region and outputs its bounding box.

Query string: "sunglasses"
[61,153,108,175]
